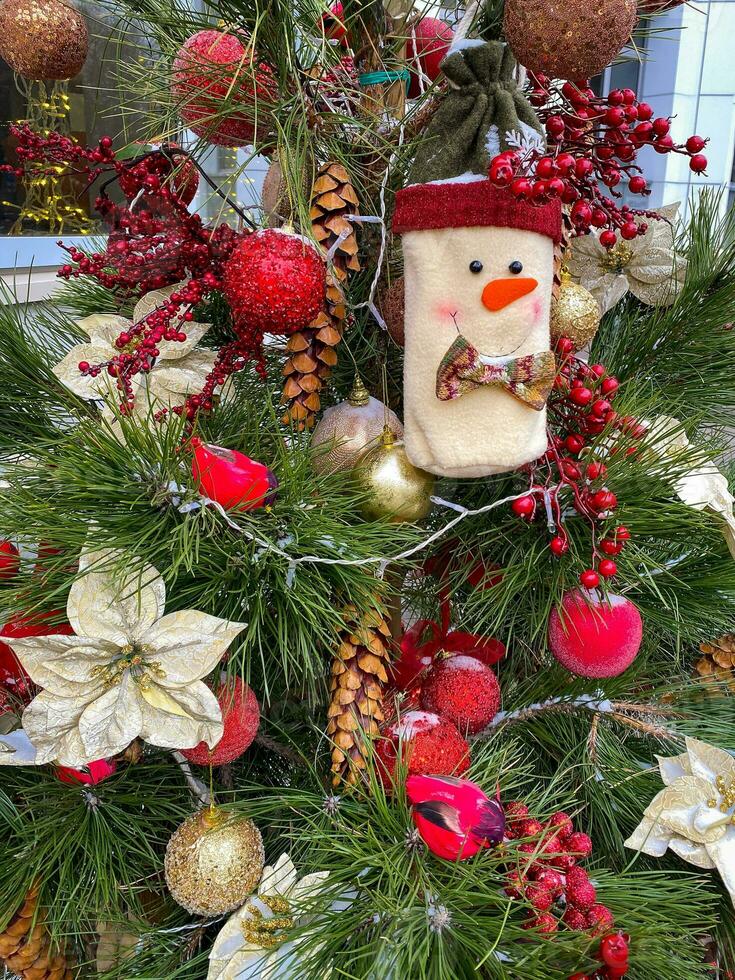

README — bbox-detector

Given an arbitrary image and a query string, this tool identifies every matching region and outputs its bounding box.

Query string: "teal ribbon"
[358,68,410,92]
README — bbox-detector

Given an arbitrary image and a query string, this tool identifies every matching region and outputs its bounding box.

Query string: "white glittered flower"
[52,282,216,413]
[7,550,246,767]
[207,853,330,980]
[568,203,686,314]
[625,737,735,905]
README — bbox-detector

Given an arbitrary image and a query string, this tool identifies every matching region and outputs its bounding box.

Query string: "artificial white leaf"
[22,690,89,766]
[137,680,223,750]
[78,673,144,760]
[147,611,247,687]
[53,343,118,400]
[8,634,114,698]
[157,321,212,361]
[76,314,131,347]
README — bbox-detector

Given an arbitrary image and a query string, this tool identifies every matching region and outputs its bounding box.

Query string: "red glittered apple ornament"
[420,655,501,734]
[191,439,277,512]
[223,229,326,337]
[375,710,469,786]
[548,590,643,678]
[406,17,453,99]
[171,30,277,147]
[181,678,260,765]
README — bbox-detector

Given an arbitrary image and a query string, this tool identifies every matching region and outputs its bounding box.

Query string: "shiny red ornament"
[191,438,277,511]
[375,710,469,784]
[0,540,20,579]
[406,18,453,99]
[406,773,505,861]
[56,758,117,785]
[172,30,277,146]
[223,229,326,336]
[420,654,501,734]
[181,678,260,765]
[548,589,643,678]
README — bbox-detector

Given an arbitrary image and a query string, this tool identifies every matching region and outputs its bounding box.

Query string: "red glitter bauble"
[191,439,278,512]
[171,30,277,147]
[375,710,469,784]
[420,655,501,734]
[0,540,20,579]
[181,678,260,765]
[406,17,453,99]
[548,590,643,678]
[223,229,326,336]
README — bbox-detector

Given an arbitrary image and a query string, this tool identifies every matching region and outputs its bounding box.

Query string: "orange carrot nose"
[481,277,538,312]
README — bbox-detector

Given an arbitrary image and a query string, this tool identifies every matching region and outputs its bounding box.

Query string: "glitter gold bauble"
[0,0,88,80]
[164,808,264,917]
[311,375,404,476]
[378,277,405,347]
[503,0,636,81]
[353,426,434,523]
[550,270,601,350]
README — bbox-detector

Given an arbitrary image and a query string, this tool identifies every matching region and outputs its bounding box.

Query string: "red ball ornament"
[406,17,453,99]
[172,30,277,147]
[56,758,117,785]
[191,438,278,511]
[0,540,20,579]
[181,678,260,765]
[223,229,326,336]
[548,589,643,678]
[420,654,501,734]
[375,710,470,785]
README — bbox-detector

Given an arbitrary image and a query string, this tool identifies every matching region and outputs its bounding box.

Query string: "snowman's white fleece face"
[407,223,554,356]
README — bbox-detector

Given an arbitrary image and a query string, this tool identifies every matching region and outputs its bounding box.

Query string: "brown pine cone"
[327,605,392,788]
[695,634,735,694]
[281,161,360,430]
[0,885,74,980]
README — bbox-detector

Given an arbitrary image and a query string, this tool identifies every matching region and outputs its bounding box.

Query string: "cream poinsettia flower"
[6,550,246,767]
[207,853,330,980]
[625,737,735,905]
[52,282,216,413]
[568,202,686,314]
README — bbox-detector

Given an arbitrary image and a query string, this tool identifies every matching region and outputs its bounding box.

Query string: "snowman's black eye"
[509,260,523,275]
[469,260,483,274]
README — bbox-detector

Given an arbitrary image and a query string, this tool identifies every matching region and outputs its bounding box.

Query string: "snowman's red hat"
[393,177,561,242]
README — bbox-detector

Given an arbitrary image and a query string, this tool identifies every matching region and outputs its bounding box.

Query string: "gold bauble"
[503,0,636,81]
[164,808,264,917]
[0,0,89,80]
[311,375,403,475]
[353,426,434,524]
[550,270,601,351]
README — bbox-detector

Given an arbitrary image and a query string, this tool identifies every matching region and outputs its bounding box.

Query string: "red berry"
[571,202,593,227]
[598,559,617,579]
[600,538,622,556]
[565,434,586,455]
[620,221,638,241]
[607,89,624,106]
[505,801,529,821]
[637,102,653,120]
[550,535,569,557]
[586,903,615,936]
[599,932,630,969]
[511,177,533,198]
[547,177,565,197]
[512,495,536,518]
[580,569,600,589]
[690,154,708,173]
[529,911,558,934]
[566,869,597,910]
[655,134,674,153]
[546,115,565,137]
[600,230,617,248]
[615,525,631,541]
[652,117,670,137]
[628,175,646,194]
[570,387,593,407]
[547,812,573,841]
[0,541,20,580]
[575,158,594,181]
[686,135,705,153]
[620,88,636,105]
[604,107,626,127]
[504,870,523,898]
[534,867,565,897]
[527,882,554,911]
[586,461,607,481]
[517,818,544,838]
[601,376,619,395]
[536,156,556,178]
[563,908,588,930]
[590,489,617,512]
[591,399,612,417]
[78,360,90,372]
[556,153,576,174]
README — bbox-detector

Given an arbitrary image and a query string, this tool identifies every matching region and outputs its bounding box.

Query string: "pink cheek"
[531,298,543,322]
[434,300,461,324]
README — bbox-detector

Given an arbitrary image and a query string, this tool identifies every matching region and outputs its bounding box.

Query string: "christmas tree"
[0,0,733,977]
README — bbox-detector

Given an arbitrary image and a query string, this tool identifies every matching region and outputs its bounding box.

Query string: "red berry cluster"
[488,78,708,245]
[503,803,630,977]
[510,347,639,589]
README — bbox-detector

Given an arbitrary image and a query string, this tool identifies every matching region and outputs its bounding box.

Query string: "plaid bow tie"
[436,336,556,411]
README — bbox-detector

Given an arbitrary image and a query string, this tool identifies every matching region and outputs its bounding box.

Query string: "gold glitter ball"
[311,376,403,476]
[353,426,434,524]
[164,808,265,917]
[503,0,637,81]
[0,0,88,80]
[550,272,601,350]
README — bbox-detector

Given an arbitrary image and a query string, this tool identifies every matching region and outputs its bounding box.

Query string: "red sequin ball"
[181,678,260,765]
[376,710,470,785]
[420,654,501,734]
[223,229,327,336]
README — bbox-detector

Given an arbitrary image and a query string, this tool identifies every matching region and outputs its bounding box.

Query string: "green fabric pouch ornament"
[409,39,544,184]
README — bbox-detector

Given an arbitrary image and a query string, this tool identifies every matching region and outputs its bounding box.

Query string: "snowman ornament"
[393,178,561,478]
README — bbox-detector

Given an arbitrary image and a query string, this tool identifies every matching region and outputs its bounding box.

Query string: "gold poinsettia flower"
[568,202,686,314]
[625,736,735,905]
[6,550,246,767]
[52,282,217,412]
[207,853,331,980]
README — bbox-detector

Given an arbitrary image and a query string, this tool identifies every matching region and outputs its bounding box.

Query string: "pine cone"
[0,885,74,980]
[695,634,735,694]
[327,605,392,788]
[281,161,360,430]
